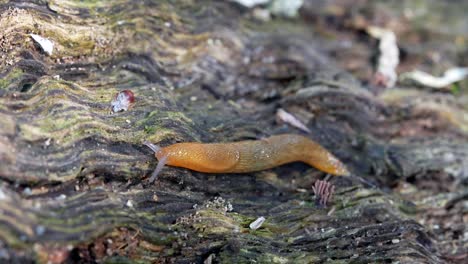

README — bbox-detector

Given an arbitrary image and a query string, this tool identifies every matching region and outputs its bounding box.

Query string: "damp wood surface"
[0,1,467,263]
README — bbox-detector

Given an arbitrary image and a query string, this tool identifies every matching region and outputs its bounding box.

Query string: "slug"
[144,134,350,182]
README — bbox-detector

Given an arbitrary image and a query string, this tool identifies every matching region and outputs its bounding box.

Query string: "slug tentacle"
[144,141,166,182]
[143,141,161,154]
[149,155,167,183]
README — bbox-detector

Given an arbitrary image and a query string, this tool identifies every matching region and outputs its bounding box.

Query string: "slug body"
[146,134,349,180]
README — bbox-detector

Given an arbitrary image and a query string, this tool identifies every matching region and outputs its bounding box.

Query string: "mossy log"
[0,1,466,263]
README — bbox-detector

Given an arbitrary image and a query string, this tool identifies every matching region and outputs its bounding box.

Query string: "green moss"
[193,209,240,235]
[144,125,157,134]
[0,228,28,248]
[249,227,275,238]
[398,202,418,215]
[104,256,149,264]
[0,68,24,90]
[258,253,289,264]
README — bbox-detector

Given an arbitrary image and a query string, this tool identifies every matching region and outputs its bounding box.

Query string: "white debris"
[43,138,51,148]
[400,67,468,89]
[249,216,266,230]
[23,187,32,196]
[327,206,336,216]
[0,188,7,200]
[391,238,400,244]
[30,34,54,56]
[126,200,133,208]
[269,0,303,17]
[232,0,303,18]
[367,26,399,88]
[232,0,270,8]
[56,194,67,200]
[443,152,456,163]
[203,253,214,264]
[252,8,271,21]
[35,225,46,236]
[204,196,233,213]
[276,108,311,133]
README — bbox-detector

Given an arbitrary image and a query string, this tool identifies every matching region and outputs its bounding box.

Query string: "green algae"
[0,68,23,90]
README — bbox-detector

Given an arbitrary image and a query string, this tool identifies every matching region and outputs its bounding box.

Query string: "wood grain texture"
[0,0,466,263]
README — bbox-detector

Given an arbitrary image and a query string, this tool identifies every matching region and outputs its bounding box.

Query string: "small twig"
[131,228,140,240]
[276,108,311,133]
[348,174,378,189]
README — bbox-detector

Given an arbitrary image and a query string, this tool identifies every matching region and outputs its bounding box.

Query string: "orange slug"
[144,134,350,182]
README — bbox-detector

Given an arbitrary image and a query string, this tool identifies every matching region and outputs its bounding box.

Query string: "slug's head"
[323,152,350,176]
[144,141,172,160]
